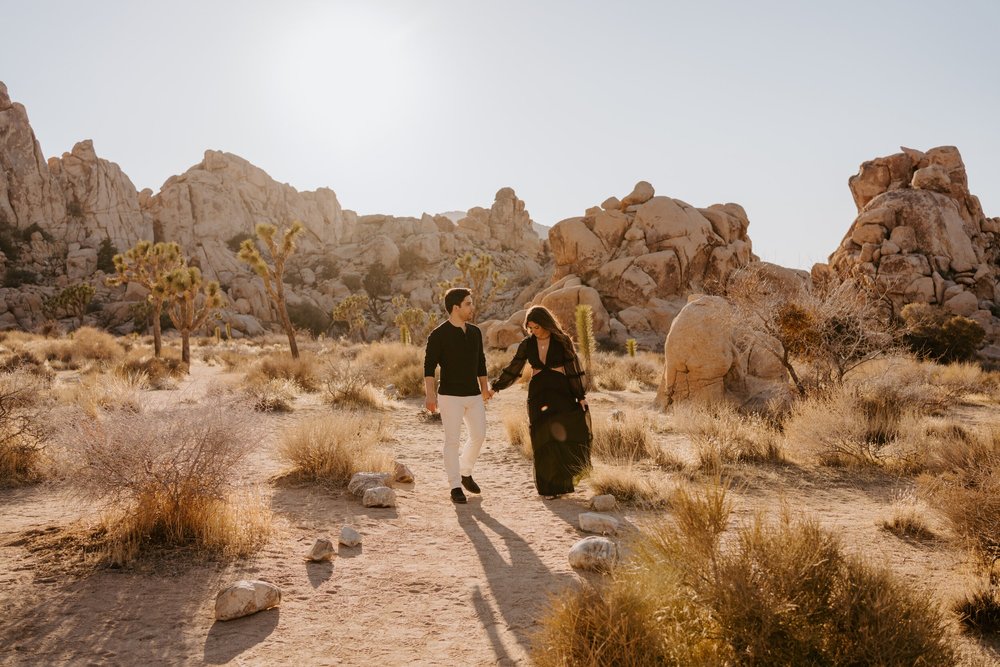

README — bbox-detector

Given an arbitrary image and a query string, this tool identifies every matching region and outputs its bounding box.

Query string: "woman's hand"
[579,399,588,411]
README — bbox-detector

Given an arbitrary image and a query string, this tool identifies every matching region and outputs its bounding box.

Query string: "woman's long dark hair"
[524,306,576,356]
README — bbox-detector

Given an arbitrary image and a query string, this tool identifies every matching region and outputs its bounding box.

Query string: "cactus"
[225,322,232,340]
[400,324,412,346]
[106,241,185,357]
[626,338,637,357]
[331,294,368,341]
[237,220,304,358]
[392,295,437,345]
[163,266,225,365]
[575,304,595,390]
[214,326,221,344]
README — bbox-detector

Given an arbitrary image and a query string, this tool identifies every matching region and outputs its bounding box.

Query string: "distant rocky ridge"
[2,80,998,353]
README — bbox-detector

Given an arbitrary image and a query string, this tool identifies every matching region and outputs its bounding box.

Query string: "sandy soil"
[1,361,998,665]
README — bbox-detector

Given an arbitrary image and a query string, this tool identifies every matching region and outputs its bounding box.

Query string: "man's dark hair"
[444,287,472,314]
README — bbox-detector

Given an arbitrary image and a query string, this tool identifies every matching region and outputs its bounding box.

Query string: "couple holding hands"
[423,288,592,504]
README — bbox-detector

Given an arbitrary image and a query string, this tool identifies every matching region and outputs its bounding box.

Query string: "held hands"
[482,388,495,403]
[425,396,438,413]
[579,399,589,411]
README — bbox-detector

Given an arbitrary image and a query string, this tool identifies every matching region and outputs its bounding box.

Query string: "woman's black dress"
[492,336,592,496]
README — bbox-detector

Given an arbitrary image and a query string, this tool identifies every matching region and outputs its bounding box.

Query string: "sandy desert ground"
[1,357,999,666]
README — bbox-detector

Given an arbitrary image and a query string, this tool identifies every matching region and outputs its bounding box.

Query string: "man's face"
[456,295,475,322]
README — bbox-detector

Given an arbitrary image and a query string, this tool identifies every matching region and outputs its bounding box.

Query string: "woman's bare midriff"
[531,366,565,376]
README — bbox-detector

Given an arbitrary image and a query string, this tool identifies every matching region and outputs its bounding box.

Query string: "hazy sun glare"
[271,5,428,148]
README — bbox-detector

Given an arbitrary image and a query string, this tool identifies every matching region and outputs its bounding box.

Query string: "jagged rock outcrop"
[823,146,1000,339]
[545,181,756,348]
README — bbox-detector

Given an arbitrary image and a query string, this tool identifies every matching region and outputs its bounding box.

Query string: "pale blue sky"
[3,1,998,269]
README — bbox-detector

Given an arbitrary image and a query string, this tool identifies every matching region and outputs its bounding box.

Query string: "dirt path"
[1,362,998,665]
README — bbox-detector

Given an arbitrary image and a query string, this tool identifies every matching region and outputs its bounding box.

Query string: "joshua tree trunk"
[181,332,191,365]
[277,298,299,359]
[152,300,164,357]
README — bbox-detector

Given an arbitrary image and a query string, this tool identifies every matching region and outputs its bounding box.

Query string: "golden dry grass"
[62,397,269,563]
[533,482,955,666]
[502,407,532,460]
[324,371,387,410]
[243,377,298,412]
[672,403,783,472]
[880,494,937,541]
[245,351,322,392]
[278,412,394,484]
[0,371,50,486]
[593,351,661,392]
[586,463,673,508]
[114,354,187,390]
[592,410,654,462]
[953,582,1000,635]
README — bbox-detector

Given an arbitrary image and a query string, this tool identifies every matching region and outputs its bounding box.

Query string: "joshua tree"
[363,260,392,325]
[392,295,437,345]
[437,253,507,321]
[238,221,304,359]
[42,282,95,329]
[331,294,368,342]
[163,266,225,365]
[106,241,185,357]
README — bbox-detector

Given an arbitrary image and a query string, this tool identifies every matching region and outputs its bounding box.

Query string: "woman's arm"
[491,339,529,392]
[562,343,587,401]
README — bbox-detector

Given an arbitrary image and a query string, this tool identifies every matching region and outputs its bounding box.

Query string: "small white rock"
[215,580,281,621]
[568,536,618,572]
[305,537,335,562]
[579,512,620,535]
[339,525,362,548]
[362,485,396,508]
[590,494,618,512]
[348,472,392,498]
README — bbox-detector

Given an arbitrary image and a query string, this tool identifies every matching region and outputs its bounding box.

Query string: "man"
[424,287,493,504]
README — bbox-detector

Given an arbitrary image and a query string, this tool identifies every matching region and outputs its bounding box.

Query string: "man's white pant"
[438,394,486,489]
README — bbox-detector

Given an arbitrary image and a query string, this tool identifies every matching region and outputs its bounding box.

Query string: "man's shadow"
[456,501,575,660]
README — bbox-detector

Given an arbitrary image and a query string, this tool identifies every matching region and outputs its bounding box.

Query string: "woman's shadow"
[456,501,576,661]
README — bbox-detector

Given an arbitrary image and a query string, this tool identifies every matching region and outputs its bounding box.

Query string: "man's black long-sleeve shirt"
[424,320,488,397]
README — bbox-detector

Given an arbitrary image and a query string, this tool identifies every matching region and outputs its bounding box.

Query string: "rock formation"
[823,146,1000,339]
[542,180,757,348]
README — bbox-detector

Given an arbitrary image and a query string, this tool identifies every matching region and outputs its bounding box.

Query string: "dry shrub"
[953,582,1000,635]
[67,327,124,365]
[673,403,782,472]
[0,371,50,485]
[880,493,937,541]
[0,350,54,380]
[593,410,653,462]
[354,342,425,398]
[67,373,146,417]
[324,369,387,410]
[783,379,932,468]
[279,412,393,484]
[114,355,186,390]
[921,426,1000,568]
[533,483,955,666]
[243,377,297,412]
[594,351,661,392]
[587,463,672,508]
[247,352,321,392]
[63,397,269,563]
[502,408,532,460]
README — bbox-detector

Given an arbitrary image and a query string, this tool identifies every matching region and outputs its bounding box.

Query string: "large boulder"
[827,145,1000,342]
[544,181,757,348]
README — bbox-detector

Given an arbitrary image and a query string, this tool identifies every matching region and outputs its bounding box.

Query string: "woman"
[491,306,591,499]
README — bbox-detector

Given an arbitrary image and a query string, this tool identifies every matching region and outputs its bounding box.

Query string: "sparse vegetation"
[0,371,50,486]
[587,463,673,508]
[533,483,955,666]
[42,282,95,328]
[279,412,394,485]
[246,352,322,393]
[592,409,653,462]
[901,303,986,363]
[502,408,532,460]
[64,397,269,563]
[238,220,305,358]
[673,403,783,472]
[107,241,186,357]
[953,582,1000,635]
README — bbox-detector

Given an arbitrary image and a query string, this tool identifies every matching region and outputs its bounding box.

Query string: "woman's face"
[527,322,550,339]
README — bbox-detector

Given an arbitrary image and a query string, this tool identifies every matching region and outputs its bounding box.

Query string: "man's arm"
[424,329,440,413]
[477,328,492,402]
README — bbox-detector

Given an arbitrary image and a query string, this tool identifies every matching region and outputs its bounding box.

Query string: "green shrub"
[96,238,118,273]
[901,303,985,363]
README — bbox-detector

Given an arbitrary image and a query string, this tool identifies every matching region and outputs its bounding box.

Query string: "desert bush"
[64,397,269,563]
[880,492,937,541]
[533,483,955,666]
[901,303,986,363]
[921,426,1000,568]
[279,412,393,484]
[782,380,931,468]
[324,370,386,410]
[673,403,782,472]
[68,326,125,365]
[354,342,425,397]
[247,352,321,392]
[502,408,532,460]
[953,582,1000,635]
[587,463,673,508]
[114,354,186,390]
[592,410,653,462]
[243,377,297,412]
[594,351,661,392]
[0,350,54,380]
[287,301,331,338]
[0,371,50,485]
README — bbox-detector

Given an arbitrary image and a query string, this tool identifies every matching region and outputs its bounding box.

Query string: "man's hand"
[425,396,438,413]
[482,388,494,403]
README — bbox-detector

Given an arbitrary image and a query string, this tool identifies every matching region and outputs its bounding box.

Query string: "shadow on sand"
[203,607,279,664]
